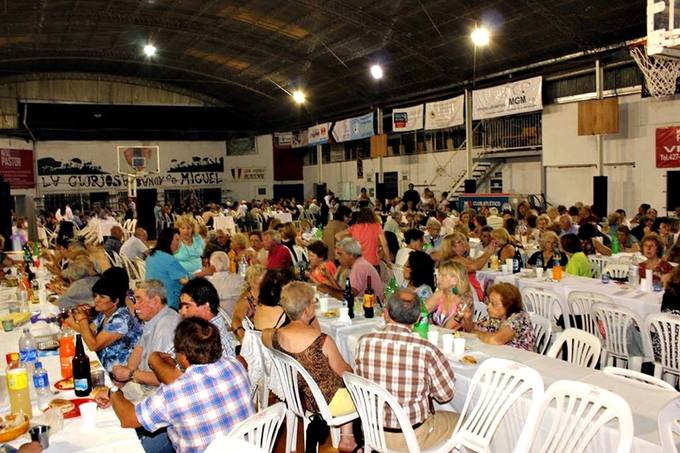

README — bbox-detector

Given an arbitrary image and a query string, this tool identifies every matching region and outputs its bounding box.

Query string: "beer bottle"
[72,335,92,397]
[363,276,375,318]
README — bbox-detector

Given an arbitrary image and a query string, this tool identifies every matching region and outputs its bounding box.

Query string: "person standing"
[402,183,420,207]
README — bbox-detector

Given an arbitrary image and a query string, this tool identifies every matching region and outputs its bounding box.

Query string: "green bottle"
[610,226,620,254]
[412,297,429,339]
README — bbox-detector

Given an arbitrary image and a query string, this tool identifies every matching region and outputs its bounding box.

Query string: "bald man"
[120,227,149,261]
[104,226,124,256]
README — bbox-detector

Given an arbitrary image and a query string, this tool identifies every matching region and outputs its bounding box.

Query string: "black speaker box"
[464,179,476,194]
[593,176,608,218]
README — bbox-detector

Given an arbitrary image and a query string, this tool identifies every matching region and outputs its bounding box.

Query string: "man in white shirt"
[486,207,504,230]
[120,228,149,261]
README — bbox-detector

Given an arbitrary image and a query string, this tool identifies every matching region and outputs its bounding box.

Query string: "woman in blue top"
[146,227,190,309]
[174,215,205,274]
[66,275,142,372]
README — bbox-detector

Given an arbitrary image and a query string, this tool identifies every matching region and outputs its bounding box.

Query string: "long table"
[332,323,675,453]
[0,288,143,452]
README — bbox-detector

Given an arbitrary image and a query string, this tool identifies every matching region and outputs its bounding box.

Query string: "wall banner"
[425,95,465,130]
[291,130,309,148]
[230,167,266,181]
[656,126,680,168]
[392,104,424,132]
[331,112,374,143]
[308,123,330,145]
[472,76,543,120]
[274,132,293,148]
[0,148,35,189]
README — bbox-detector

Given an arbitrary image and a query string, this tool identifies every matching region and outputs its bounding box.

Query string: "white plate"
[450,351,488,367]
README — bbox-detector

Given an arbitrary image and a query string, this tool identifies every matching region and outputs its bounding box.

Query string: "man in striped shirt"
[355,288,458,450]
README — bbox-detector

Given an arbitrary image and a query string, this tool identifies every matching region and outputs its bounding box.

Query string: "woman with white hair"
[206,251,244,320]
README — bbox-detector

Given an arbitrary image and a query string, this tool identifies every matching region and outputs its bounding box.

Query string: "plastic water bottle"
[535,253,543,270]
[628,265,639,288]
[18,328,38,375]
[33,362,51,408]
[601,272,610,284]
[238,256,248,278]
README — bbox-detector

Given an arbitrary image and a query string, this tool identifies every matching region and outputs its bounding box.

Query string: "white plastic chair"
[566,291,611,337]
[473,296,488,323]
[343,372,450,453]
[521,287,566,331]
[603,264,630,280]
[588,255,608,279]
[120,254,141,281]
[451,358,544,453]
[529,313,552,355]
[218,402,286,453]
[546,328,601,369]
[204,437,265,453]
[134,258,146,280]
[646,313,680,384]
[659,396,680,453]
[592,303,651,371]
[269,348,358,452]
[513,380,634,453]
[603,366,677,391]
[107,250,123,267]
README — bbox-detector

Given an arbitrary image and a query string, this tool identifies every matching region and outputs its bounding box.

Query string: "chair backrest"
[529,313,552,355]
[292,244,308,263]
[134,258,146,280]
[120,254,141,281]
[592,303,649,360]
[603,264,630,279]
[343,372,422,453]
[521,287,560,322]
[107,250,123,267]
[453,358,544,453]
[473,297,488,323]
[659,396,680,453]
[645,313,680,374]
[566,291,611,337]
[546,328,601,369]
[268,348,333,420]
[602,366,677,391]
[588,255,608,278]
[223,402,286,453]
[514,380,634,453]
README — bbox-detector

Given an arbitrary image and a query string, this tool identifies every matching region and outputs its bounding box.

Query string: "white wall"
[501,159,542,195]
[543,93,678,214]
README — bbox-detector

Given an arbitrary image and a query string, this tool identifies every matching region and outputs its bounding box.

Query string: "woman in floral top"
[402,250,435,301]
[425,259,473,330]
[66,276,142,372]
[463,282,534,351]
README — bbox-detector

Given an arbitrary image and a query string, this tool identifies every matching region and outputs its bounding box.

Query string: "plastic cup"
[80,402,98,430]
[319,298,330,312]
[427,330,440,347]
[535,268,544,279]
[501,264,510,274]
[442,334,454,353]
[453,338,466,359]
[505,258,514,269]
[29,425,50,449]
[91,369,106,387]
[2,319,14,332]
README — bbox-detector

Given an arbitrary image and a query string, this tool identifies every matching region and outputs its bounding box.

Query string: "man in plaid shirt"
[355,288,458,450]
[95,317,254,453]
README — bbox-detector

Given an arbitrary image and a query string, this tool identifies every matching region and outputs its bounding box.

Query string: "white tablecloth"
[0,302,143,452]
[334,325,672,452]
[212,216,237,235]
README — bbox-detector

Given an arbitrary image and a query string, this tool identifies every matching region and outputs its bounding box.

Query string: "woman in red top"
[307,240,337,286]
[337,207,390,268]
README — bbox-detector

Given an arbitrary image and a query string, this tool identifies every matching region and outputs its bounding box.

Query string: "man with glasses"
[355,288,457,451]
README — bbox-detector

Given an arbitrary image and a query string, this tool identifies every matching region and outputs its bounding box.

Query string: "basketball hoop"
[630,41,680,98]
[116,146,160,198]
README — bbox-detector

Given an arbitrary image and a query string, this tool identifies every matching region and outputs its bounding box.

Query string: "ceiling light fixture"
[370,64,384,80]
[143,43,157,57]
[470,27,490,46]
[292,90,306,104]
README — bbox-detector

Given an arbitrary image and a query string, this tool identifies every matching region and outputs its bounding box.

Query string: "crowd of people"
[1,185,679,453]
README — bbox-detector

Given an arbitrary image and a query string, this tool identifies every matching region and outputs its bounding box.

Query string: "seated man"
[111,280,180,393]
[94,317,254,453]
[120,227,149,262]
[104,225,124,257]
[205,252,243,319]
[149,277,236,385]
[355,288,457,450]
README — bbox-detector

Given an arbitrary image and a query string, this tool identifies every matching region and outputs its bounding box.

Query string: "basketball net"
[630,44,680,98]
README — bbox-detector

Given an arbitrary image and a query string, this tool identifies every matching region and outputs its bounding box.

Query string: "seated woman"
[463,282,534,350]
[55,255,100,310]
[173,214,205,274]
[527,231,567,270]
[262,282,358,453]
[491,228,517,263]
[639,233,673,286]
[228,233,250,274]
[425,259,472,331]
[438,232,496,302]
[252,268,295,331]
[560,233,593,277]
[145,227,189,310]
[530,214,552,243]
[231,264,267,341]
[403,250,435,301]
[617,225,640,253]
[651,266,680,361]
[307,240,337,286]
[578,223,612,256]
[65,275,142,372]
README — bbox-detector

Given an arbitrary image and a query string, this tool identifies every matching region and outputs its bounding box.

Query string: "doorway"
[376,171,399,204]
[136,189,157,239]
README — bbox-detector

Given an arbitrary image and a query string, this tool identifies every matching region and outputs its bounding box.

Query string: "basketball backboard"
[116,146,161,176]
[648,0,680,57]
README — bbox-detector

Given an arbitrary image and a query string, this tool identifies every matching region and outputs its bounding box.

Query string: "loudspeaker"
[668,171,680,212]
[314,183,327,202]
[593,176,608,218]
[464,179,476,194]
[0,177,12,251]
